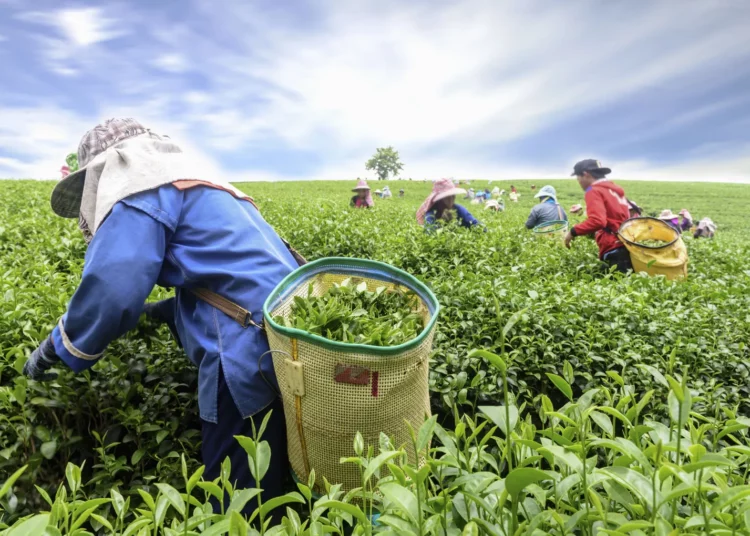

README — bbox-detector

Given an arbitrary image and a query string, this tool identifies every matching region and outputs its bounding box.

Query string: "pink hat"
[570,204,583,214]
[352,179,370,191]
[679,208,692,219]
[416,178,467,225]
[60,165,70,178]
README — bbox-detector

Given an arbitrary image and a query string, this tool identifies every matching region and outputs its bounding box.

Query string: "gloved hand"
[143,298,182,348]
[24,336,60,381]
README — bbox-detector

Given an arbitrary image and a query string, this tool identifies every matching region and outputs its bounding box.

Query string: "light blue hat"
[534,185,557,201]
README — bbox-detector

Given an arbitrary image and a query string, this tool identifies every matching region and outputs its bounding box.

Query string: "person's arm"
[525,206,540,229]
[571,190,607,237]
[49,201,171,372]
[456,204,480,227]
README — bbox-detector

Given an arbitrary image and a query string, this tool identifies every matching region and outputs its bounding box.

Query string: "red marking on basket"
[334,364,370,385]
[372,371,379,397]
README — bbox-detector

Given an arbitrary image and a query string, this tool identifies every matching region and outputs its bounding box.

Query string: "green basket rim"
[262,257,440,356]
[532,220,569,234]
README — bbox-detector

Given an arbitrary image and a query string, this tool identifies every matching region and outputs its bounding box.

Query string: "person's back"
[526,200,567,229]
[84,184,299,422]
[573,179,630,257]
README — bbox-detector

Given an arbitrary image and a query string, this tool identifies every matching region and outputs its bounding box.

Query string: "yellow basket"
[618,217,688,280]
[262,258,439,495]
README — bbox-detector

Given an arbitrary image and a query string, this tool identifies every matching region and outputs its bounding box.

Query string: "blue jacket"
[424,204,480,231]
[51,185,298,423]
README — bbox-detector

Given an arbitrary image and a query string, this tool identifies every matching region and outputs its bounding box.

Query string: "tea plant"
[275,279,425,346]
[2,178,750,532]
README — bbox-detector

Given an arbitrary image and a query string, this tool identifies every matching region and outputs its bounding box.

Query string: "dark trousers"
[602,247,633,274]
[201,370,288,517]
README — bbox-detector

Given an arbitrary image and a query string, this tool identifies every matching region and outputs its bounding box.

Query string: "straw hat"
[485,200,501,210]
[352,179,370,191]
[659,209,678,220]
[416,178,467,225]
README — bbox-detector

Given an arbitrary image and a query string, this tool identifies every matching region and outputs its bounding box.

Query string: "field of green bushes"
[2,178,750,535]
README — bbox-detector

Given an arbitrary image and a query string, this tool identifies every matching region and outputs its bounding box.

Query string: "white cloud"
[152,53,188,73]
[57,7,123,47]
[2,0,749,182]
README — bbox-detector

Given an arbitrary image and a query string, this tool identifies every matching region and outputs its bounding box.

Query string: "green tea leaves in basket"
[274,278,425,346]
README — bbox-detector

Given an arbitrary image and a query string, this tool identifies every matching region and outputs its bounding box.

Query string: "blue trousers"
[201,369,289,517]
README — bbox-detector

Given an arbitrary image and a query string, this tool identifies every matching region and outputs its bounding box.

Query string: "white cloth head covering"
[79,134,247,241]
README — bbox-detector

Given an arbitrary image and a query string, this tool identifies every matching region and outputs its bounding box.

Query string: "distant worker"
[570,204,583,215]
[351,179,374,208]
[382,186,392,199]
[525,185,567,229]
[679,209,693,232]
[491,186,500,198]
[531,184,537,191]
[509,187,519,203]
[466,188,475,200]
[399,188,405,198]
[658,210,681,233]
[627,200,643,219]
[417,178,481,230]
[693,218,716,239]
[485,199,505,212]
[564,159,632,273]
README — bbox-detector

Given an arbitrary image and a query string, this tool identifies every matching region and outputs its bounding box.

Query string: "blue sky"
[0,0,749,182]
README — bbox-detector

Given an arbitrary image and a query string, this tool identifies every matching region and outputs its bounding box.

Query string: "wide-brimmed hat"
[534,185,557,201]
[51,118,149,218]
[415,178,467,225]
[659,209,678,220]
[485,200,501,210]
[352,179,370,191]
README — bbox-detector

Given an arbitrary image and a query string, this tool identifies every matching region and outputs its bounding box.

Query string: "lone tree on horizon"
[366,146,404,181]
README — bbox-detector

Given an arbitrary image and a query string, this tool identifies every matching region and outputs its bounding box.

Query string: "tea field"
[3,178,750,535]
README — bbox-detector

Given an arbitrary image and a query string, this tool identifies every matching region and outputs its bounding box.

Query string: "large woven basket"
[262,257,440,495]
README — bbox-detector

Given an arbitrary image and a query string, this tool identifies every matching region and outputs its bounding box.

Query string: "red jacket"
[572,180,630,258]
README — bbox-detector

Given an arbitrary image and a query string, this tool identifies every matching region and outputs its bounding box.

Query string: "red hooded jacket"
[572,180,630,258]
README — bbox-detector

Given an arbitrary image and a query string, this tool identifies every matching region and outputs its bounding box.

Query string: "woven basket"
[263,257,440,495]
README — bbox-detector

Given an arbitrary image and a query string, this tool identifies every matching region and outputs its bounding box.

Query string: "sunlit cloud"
[0,0,748,182]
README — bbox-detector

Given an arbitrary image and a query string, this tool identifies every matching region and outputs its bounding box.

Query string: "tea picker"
[417,178,483,231]
[525,185,567,230]
[564,159,633,273]
[24,118,303,515]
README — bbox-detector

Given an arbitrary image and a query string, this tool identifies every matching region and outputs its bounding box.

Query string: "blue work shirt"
[51,184,298,423]
[424,204,480,231]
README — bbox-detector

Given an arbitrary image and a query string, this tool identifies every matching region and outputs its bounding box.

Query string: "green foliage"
[365,147,403,181]
[2,178,750,534]
[65,154,79,173]
[275,278,425,346]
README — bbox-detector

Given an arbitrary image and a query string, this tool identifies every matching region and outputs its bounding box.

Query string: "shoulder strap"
[190,236,307,328]
[556,204,563,220]
[189,288,259,328]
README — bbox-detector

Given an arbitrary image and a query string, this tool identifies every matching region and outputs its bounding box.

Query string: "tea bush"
[2,179,750,534]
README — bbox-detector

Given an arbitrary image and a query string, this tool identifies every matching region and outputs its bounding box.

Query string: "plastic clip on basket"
[262,257,440,496]
[533,220,569,240]
[618,217,688,280]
